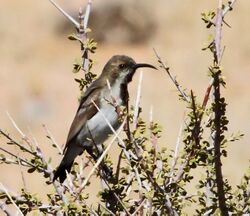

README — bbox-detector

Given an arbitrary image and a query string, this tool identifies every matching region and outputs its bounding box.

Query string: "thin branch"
[125,172,135,197]
[149,106,158,160]
[106,79,123,117]
[43,124,63,155]
[91,100,131,160]
[17,157,28,193]
[134,167,143,199]
[6,111,25,139]
[0,157,28,167]
[133,70,143,129]
[0,129,36,157]
[0,147,37,169]
[80,0,92,72]
[168,116,185,183]
[0,183,24,216]
[65,170,75,194]
[83,0,92,30]
[215,0,223,64]
[131,199,146,216]
[115,150,123,182]
[222,0,237,17]
[77,158,90,183]
[205,171,214,212]
[153,48,190,102]
[48,0,80,29]
[0,200,13,216]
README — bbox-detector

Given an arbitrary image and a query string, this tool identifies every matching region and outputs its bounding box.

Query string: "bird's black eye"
[119,64,126,69]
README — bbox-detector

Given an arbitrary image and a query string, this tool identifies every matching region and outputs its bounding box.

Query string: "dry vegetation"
[0,0,249,215]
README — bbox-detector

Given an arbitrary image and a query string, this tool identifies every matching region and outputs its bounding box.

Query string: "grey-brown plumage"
[53,55,156,183]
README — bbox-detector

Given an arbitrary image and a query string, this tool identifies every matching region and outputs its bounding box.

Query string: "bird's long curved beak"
[134,63,157,70]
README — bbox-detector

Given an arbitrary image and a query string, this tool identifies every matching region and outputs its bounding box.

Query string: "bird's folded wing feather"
[63,84,103,153]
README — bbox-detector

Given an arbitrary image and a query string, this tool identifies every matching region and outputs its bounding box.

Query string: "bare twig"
[0,147,37,169]
[0,200,13,216]
[153,48,190,102]
[0,157,29,167]
[17,157,28,193]
[91,100,131,160]
[48,0,80,28]
[215,0,223,64]
[205,171,214,212]
[65,170,75,194]
[77,158,91,183]
[133,70,143,129]
[83,0,91,30]
[0,183,24,216]
[222,0,237,17]
[80,0,92,72]
[43,124,63,155]
[131,198,146,216]
[106,79,123,117]
[6,112,25,140]
[149,106,158,150]
[125,172,135,197]
[114,150,123,182]
[168,116,185,183]
[0,129,36,157]
[134,167,143,199]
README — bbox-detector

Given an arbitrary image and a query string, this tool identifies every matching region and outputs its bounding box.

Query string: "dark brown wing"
[63,83,103,153]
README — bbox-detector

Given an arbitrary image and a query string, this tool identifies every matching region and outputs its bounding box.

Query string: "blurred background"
[0,0,249,211]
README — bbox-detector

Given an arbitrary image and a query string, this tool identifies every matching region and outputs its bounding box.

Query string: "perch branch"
[153,48,190,102]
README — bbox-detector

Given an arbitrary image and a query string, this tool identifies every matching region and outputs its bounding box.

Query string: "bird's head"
[101,55,157,84]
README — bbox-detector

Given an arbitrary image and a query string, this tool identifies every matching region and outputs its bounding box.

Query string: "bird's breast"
[86,103,121,144]
[79,82,126,146]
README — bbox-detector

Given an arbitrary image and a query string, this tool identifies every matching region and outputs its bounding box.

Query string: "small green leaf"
[68,33,82,43]
[27,167,36,173]
[72,58,82,73]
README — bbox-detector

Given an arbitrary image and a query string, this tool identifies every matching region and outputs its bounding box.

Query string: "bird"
[53,55,156,183]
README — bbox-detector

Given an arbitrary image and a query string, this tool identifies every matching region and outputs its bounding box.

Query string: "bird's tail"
[53,145,82,183]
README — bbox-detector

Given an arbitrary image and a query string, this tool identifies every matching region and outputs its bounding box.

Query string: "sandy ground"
[0,0,249,213]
